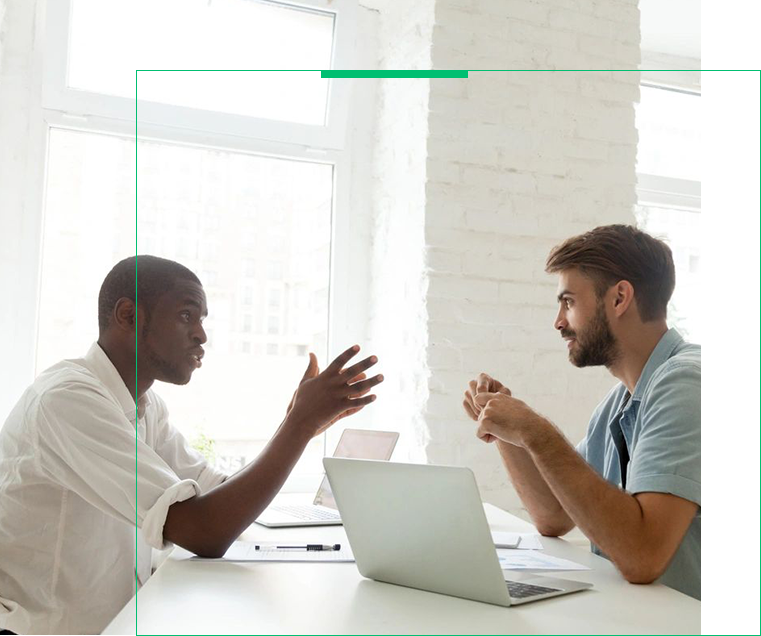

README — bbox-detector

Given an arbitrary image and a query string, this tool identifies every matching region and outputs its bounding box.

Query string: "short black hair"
[98,255,201,332]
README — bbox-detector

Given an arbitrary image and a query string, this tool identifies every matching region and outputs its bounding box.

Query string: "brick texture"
[407,0,639,509]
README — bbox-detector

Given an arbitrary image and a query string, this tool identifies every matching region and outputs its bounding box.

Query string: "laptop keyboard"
[270,504,340,521]
[506,580,561,599]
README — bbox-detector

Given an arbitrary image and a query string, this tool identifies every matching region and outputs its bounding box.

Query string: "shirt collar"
[84,342,150,422]
[629,327,684,404]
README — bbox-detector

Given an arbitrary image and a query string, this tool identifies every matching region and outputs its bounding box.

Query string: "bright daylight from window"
[37,128,334,475]
[636,85,700,181]
[68,0,334,124]
[636,85,701,343]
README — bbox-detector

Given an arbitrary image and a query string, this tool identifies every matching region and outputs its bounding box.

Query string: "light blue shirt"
[576,328,701,599]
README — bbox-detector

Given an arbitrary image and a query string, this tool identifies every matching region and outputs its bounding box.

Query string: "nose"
[193,323,208,345]
[554,307,567,332]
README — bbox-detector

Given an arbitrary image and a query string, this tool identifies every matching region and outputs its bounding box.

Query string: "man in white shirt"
[0,255,383,635]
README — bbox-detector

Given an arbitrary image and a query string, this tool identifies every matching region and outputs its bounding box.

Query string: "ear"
[611,280,635,317]
[112,297,137,333]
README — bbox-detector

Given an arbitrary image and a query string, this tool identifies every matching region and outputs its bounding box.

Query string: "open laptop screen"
[313,429,399,509]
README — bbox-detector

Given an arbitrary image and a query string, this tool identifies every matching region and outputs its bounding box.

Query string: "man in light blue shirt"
[576,328,700,598]
[463,225,701,599]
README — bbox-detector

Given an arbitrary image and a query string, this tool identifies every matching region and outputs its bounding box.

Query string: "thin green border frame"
[133,67,755,636]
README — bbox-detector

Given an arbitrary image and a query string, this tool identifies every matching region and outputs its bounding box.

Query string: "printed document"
[497,549,589,571]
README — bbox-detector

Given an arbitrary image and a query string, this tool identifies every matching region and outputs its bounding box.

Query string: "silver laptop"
[323,458,592,606]
[255,429,399,527]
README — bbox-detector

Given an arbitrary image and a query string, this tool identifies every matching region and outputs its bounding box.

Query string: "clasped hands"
[462,373,549,448]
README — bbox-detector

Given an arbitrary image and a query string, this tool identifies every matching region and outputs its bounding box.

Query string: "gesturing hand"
[286,345,383,438]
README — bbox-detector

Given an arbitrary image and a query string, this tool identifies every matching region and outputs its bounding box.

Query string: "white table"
[104,504,699,635]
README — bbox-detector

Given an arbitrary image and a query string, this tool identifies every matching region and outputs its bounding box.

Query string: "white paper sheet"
[497,549,589,571]
[490,531,544,550]
[191,541,355,562]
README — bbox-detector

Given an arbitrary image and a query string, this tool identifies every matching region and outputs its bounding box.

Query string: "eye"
[564,298,573,309]
[180,311,191,322]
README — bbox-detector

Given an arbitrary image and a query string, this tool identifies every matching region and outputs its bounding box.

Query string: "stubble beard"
[138,323,189,385]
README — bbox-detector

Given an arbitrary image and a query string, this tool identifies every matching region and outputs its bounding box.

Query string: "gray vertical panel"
[702,95,759,634]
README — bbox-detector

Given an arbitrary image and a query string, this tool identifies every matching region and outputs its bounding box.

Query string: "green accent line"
[132,69,760,73]
[321,70,468,78]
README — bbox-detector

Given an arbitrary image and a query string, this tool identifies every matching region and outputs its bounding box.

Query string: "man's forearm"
[524,424,654,578]
[163,417,313,557]
[495,441,574,536]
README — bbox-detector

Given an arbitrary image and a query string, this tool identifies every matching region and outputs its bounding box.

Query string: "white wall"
[0,0,5,71]
[362,0,437,462]
[364,0,641,511]
[322,4,382,452]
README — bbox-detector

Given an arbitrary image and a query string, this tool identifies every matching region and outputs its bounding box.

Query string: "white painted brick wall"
[363,0,436,463]
[0,0,6,72]
[421,0,641,511]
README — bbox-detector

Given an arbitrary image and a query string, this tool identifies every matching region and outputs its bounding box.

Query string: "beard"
[138,324,190,385]
[563,303,620,368]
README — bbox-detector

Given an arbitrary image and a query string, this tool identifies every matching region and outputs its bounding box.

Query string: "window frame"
[636,173,700,211]
[635,76,701,343]
[42,0,356,150]
[636,80,701,210]
[33,0,363,491]
[35,119,357,491]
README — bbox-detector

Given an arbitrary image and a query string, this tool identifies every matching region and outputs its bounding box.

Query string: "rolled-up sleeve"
[149,392,228,492]
[627,360,701,506]
[141,480,200,549]
[35,380,199,549]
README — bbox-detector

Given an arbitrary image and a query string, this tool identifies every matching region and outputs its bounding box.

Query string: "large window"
[37,129,333,474]
[44,0,354,148]
[35,0,358,485]
[636,83,701,343]
[68,0,334,125]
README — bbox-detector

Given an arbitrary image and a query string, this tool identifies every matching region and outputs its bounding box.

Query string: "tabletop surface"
[104,500,700,635]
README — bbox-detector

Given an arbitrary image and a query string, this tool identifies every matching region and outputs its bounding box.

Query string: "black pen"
[254,543,340,551]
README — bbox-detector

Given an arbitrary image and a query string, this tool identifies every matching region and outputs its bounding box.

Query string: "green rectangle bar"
[321,70,468,78]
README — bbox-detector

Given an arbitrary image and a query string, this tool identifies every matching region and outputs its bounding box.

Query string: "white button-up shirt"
[0,343,227,634]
